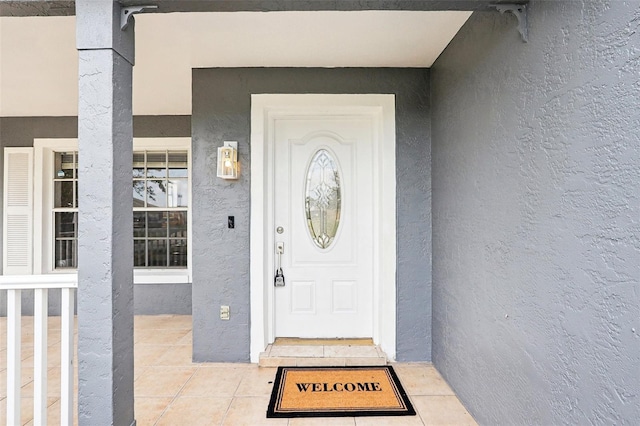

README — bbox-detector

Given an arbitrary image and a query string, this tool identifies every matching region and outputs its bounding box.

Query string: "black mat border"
[266,365,416,418]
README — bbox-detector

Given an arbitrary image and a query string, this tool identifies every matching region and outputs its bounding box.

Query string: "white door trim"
[249,94,396,362]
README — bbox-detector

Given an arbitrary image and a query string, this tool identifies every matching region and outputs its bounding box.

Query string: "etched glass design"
[305,149,341,249]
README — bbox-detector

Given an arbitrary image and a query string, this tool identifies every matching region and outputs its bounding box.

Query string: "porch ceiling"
[0,1,504,16]
[0,11,471,116]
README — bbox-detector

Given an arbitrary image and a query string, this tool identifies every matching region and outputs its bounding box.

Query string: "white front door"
[250,94,397,362]
[273,117,373,338]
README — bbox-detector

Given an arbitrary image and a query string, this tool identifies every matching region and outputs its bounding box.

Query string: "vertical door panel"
[274,117,373,338]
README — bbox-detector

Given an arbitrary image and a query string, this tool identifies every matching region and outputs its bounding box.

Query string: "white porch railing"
[0,274,77,426]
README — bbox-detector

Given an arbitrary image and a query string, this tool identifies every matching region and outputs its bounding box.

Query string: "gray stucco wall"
[431,2,640,424]
[192,68,431,362]
[0,115,192,315]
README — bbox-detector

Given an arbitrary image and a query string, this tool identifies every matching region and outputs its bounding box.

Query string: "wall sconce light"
[217,141,239,179]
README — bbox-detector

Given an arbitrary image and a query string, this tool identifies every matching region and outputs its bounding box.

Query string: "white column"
[60,288,75,426]
[6,289,22,425]
[33,288,48,425]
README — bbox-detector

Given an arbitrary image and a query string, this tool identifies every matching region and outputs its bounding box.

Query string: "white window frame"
[33,138,192,284]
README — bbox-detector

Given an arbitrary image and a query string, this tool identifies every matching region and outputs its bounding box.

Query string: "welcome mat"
[267,366,415,418]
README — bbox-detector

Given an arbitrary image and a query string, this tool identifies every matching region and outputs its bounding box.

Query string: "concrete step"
[258,342,388,367]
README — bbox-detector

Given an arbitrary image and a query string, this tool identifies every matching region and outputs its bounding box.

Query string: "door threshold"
[274,337,374,346]
[259,339,387,367]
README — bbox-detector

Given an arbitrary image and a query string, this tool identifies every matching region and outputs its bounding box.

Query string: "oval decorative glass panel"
[305,149,342,249]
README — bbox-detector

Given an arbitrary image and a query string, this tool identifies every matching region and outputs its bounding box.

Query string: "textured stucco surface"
[0,115,192,316]
[431,1,640,424]
[192,68,431,362]
[75,3,136,421]
[76,46,135,425]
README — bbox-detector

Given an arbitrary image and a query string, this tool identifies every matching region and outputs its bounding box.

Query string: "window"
[53,151,79,269]
[132,151,188,268]
[3,138,192,282]
[51,150,190,270]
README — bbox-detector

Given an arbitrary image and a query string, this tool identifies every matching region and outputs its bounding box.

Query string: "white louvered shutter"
[3,148,34,275]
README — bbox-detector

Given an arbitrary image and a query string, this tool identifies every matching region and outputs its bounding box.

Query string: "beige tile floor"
[1,315,477,425]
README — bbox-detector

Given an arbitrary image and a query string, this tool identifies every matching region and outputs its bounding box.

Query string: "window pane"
[147,168,167,178]
[133,211,146,237]
[167,179,188,207]
[147,212,167,238]
[54,152,75,179]
[54,181,74,208]
[55,212,77,238]
[133,180,146,207]
[55,239,77,268]
[133,152,145,178]
[55,212,77,268]
[147,240,167,267]
[134,239,146,267]
[146,180,167,208]
[146,152,167,178]
[168,211,187,237]
[168,151,188,177]
[169,239,187,267]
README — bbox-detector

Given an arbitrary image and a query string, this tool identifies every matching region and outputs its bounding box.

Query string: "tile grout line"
[219,367,251,426]
[146,340,199,425]
[411,394,428,425]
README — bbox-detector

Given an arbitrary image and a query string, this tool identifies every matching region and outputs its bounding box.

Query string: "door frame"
[249,94,396,362]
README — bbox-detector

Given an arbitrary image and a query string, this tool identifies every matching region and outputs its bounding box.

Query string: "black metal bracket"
[121,5,158,31]
[492,3,528,43]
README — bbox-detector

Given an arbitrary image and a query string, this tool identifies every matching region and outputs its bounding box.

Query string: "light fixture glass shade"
[217,142,239,179]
